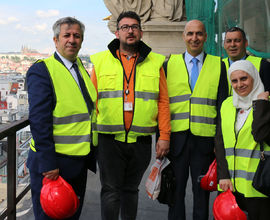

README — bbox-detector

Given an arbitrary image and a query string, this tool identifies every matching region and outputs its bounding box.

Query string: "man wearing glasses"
[90,11,171,220]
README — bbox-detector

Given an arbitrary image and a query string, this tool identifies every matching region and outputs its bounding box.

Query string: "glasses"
[118,24,140,32]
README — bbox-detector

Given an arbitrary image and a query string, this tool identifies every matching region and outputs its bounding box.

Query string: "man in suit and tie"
[166,19,228,220]
[27,17,97,220]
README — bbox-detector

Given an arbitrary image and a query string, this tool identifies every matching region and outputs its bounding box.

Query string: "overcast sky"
[0,0,115,55]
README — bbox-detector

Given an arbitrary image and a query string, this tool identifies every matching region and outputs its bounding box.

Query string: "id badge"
[124,102,133,111]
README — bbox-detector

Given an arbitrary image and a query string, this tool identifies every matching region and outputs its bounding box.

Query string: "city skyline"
[0,0,115,55]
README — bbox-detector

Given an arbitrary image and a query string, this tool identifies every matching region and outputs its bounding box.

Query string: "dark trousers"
[168,133,214,220]
[29,154,88,220]
[234,191,270,220]
[97,134,152,220]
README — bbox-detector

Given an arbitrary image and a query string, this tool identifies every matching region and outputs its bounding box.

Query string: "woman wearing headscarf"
[215,60,270,219]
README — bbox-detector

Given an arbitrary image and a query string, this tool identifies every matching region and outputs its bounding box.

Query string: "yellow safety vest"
[30,55,97,156]
[221,96,270,197]
[90,50,165,143]
[167,54,221,137]
[223,56,262,95]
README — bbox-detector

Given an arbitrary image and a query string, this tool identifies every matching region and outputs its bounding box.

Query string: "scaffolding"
[186,0,270,58]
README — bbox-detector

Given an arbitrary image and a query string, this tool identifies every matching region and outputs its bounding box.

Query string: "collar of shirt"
[184,50,204,78]
[117,49,138,61]
[228,55,247,65]
[55,50,75,70]
[55,51,81,88]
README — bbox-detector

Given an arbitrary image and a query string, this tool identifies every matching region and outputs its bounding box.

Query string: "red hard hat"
[200,159,217,191]
[40,176,79,219]
[213,190,247,220]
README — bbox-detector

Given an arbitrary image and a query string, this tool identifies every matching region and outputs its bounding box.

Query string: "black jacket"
[107,38,152,65]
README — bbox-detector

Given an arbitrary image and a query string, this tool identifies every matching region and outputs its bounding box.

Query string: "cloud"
[15,23,26,30]
[36,9,59,18]
[8,17,19,22]
[35,23,47,31]
[15,24,35,33]
[0,16,19,25]
[15,22,49,34]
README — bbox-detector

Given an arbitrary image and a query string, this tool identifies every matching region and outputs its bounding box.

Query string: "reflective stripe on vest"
[98,90,159,100]
[225,148,261,158]
[229,169,255,181]
[91,50,165,143]
[53,113,90,124]
[221,96,270,197]
[30,55,97,156]
[223,56,262,95]
[167,54,220,137]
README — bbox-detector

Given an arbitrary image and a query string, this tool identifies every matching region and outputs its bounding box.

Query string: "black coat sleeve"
[259,59,270,92]
[217,61,229,114]
[252,99,270,145]
[215,106,231,181]
[214,61,231,181]
[27,61,57,173]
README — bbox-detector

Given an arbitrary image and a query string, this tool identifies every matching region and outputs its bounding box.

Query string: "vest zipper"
[117,55,128,143]
[183,58,192,129]
[125,63,137,143]
[232,110,243,193]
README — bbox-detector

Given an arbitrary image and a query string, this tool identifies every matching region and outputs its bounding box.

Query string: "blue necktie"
[72,63,93,114]
[190,57,199,91]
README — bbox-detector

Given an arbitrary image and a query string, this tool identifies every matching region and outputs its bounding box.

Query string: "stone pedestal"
[142,20,186,58]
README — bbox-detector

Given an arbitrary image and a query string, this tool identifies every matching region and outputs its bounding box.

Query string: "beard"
[121,36,140,52]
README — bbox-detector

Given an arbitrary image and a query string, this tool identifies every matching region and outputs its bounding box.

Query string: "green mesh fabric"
[186,0,217,55]
[185,0,270,58]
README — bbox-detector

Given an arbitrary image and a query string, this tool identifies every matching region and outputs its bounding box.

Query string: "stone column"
[142,20,186,57]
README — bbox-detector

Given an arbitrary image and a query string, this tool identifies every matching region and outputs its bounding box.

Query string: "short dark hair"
[116,11,141,30]
[225,27,247,41]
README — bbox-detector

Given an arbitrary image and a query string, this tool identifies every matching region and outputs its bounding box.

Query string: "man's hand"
[42,168,59,180]
[257,91,269,100]
[219,179,233,192]
[156,139,170,159]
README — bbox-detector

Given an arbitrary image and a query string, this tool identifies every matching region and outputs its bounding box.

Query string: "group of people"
[26,10,270,220]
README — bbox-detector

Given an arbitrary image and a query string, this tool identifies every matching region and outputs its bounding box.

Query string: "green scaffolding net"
[186,0,270,58]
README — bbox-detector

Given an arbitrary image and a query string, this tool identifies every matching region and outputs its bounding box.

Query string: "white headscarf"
[228,60,264,109]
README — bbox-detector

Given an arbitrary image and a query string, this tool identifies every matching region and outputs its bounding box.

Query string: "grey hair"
[52,17,85,39]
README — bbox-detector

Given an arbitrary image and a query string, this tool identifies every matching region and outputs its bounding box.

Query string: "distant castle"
[21,46,38,54]
[21,45,49,57]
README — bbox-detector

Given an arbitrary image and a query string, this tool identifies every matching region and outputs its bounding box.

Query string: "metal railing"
[0,118,30,220]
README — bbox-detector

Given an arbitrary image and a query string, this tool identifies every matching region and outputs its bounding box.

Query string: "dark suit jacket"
[26,52,96,176]
[169,131,216,157]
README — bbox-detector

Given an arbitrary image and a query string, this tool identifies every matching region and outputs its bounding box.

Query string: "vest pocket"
[99,73,116,90]
[141,73,159,92]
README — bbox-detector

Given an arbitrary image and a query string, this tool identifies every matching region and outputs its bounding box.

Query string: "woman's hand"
[257,91,269,100]
[219,179,233,192]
